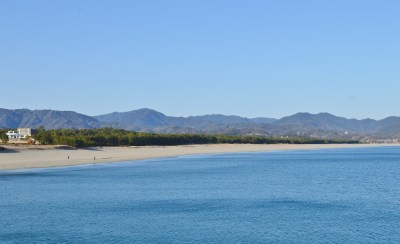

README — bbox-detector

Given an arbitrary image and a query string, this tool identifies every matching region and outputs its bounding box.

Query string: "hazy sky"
[1,1,399,119]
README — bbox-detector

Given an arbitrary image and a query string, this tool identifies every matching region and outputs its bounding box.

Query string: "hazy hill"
[0,109,99,129]
[95,109,276,132]
[187,114,276,125]
[1,108,400,138]
[95,110,400,137]
[95,108,171,128]
[275,112,378,133]
[373,117,400,137]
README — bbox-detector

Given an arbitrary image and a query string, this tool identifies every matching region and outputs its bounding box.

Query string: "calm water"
[1,147,400,243]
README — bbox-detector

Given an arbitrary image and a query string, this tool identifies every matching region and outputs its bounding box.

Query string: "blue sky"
[1,1,399,119]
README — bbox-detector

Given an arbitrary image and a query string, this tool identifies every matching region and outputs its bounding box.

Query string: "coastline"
[0,143,397,171]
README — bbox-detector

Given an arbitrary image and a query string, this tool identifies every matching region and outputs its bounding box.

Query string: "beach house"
[6,128,32,139]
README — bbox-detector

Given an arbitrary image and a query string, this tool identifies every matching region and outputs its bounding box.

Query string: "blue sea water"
[1,147,400,243]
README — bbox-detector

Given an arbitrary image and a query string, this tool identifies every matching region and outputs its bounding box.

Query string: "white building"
[6,128,32,139]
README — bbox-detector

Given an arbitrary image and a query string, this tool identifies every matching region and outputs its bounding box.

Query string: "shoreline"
[0,143,398,171]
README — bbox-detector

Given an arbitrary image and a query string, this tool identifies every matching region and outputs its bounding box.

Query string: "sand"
[0,143,396,171]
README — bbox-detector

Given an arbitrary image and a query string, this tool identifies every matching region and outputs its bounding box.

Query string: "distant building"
[6,128,32,139]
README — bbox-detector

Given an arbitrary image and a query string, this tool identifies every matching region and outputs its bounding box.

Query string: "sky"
[1,1,399,119]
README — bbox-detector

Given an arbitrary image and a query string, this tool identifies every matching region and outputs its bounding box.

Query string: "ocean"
[1,147,400,243]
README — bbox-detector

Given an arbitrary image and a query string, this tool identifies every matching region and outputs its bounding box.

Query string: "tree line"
[23,127,359,148]
[0,129,9,144]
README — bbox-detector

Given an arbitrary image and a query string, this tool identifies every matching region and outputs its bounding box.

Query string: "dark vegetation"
[0,129,9,144]
[31,127,359,148]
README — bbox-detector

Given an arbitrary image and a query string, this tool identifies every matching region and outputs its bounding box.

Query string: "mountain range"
[1,108,399,139]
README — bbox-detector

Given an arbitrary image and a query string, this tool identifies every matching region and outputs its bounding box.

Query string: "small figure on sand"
[68,156,69,159]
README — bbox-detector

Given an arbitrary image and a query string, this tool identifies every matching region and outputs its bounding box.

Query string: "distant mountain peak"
[1,108,400,138]
[0,108,99,129]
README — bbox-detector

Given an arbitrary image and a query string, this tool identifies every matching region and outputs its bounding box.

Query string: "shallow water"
[1,147,400,243]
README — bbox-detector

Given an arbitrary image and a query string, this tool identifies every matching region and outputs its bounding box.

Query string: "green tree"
[0,130,9,144]
[35,126,53,145]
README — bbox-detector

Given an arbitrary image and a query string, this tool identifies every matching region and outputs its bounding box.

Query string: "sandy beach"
[0,143,396,171]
